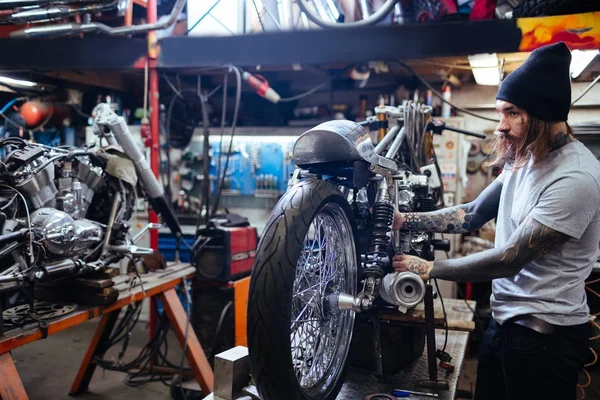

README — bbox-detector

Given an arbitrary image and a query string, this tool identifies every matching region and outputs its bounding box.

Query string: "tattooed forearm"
[406,258,430,275]
[397,180,502,234]
[400,206,473,234]
[430,216,569,282]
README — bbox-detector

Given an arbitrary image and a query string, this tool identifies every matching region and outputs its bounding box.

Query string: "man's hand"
[393,209,404,231]
[392,254,433,281]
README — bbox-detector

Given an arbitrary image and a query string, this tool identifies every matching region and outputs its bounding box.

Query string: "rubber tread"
[247,180,357,400]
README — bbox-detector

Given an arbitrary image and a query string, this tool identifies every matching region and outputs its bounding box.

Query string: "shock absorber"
[364,179,394,278]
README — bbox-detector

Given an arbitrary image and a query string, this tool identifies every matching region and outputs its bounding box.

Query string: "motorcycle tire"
[248,179,359,400]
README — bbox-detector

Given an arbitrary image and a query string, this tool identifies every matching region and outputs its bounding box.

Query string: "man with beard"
[392,42,600,400]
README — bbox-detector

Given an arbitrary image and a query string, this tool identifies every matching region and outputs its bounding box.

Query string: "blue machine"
[208,136,296,197]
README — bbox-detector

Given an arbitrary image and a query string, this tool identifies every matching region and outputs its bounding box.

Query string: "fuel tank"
[292,120,370,167]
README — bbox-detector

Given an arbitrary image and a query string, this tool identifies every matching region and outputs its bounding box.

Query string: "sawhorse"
[0,263,214,399]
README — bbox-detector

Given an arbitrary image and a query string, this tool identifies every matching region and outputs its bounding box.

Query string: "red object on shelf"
[469,0,496,20]
[242,71,281,103]
[20,101,52,128]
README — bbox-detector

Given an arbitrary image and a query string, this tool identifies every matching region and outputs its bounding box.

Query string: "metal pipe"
[10,0,184,37]
[102,191,121,253]
[0,0,112,8]
[374,125,399,155]
[385,126,406,159]
[148,0,161,251]
[6,0,118,23]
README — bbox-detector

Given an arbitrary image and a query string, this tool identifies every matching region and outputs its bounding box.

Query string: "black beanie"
[496,42,572,122]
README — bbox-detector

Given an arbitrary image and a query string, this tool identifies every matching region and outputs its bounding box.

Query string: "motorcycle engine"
[1,144,107,258]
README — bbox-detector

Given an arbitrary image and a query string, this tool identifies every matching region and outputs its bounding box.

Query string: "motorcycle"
[0,102,182,334]
[247,102,480,400]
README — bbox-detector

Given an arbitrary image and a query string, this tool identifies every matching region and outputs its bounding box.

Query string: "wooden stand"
[0,263,214,399]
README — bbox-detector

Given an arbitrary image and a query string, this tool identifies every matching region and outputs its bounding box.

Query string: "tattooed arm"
[394,179,502,233]
[393,216,569,282]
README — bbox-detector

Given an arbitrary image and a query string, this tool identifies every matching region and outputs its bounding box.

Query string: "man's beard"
[496,133,519,165]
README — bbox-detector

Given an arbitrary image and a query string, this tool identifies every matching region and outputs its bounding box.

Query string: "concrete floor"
[9,320,600,400]
[11,320,182,400]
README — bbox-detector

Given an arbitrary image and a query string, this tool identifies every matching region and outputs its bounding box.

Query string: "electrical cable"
[277,64,355,103]
[1,184,32,264]
[391,61,500,123]
[278,79,332,102]
[0,97,25,114]
[571,74,600,106]
[216,70,228,200]
[209,301,233,358]
[296,0,398,28]
[70,103,91,119]
[210,65,241,219]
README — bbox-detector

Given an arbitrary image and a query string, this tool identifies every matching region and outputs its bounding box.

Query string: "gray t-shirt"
[491,141,600,326]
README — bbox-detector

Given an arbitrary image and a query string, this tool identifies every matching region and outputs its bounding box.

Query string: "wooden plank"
[381,306,476,332]
[0,352,28,400]
[160,288,214,394]
[69,311,120,395]
[0,266,195,354]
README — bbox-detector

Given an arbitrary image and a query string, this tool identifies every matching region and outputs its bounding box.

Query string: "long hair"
[487,116,573,170]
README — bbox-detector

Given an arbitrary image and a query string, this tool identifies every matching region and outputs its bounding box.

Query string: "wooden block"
[70,278,114,289]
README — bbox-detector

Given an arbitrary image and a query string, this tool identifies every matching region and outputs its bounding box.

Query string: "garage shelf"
[0,11,597,70]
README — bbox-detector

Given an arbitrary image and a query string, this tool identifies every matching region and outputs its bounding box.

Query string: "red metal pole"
[147,0,159,251]
[147,0,159,344]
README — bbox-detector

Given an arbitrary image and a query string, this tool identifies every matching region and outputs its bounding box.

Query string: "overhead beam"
[40,70,133,91]
[0,13,595,70]
[159,12,600,69]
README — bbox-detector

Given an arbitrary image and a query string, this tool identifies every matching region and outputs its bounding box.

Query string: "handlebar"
[427,121,486,139]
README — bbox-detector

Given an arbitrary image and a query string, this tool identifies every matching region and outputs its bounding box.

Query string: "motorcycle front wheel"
[248,179,358,400]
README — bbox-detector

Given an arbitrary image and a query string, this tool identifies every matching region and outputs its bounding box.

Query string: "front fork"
[334,171,425,314]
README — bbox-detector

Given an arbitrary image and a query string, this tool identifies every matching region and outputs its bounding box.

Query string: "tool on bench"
[393,388,440,398]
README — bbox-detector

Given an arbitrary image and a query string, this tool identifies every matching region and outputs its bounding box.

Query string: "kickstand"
[419,282,449,391]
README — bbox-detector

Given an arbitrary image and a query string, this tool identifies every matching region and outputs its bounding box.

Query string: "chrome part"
[11,0,185,38]
[291,203,356,397]
[379,272,426,313]
[108,244,153,256]
[14,158,57,209]
[385,126,407,159]
[131,222,161,244]
[93,103,163,198]
[374,125,399,155]
[293,120,398,172]
[287,168,303,190]
[102,191,121,253]
[330,292,362,313]
[73,157,105,218]
[30,208,103,256]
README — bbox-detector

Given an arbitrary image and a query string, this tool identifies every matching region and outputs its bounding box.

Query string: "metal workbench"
[339,298,476,400]
[205,297,475,400]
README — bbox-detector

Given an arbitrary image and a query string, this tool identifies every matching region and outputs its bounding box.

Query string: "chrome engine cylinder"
[379,271,426,313]
[14,159,58,209]
[73,158,105,218]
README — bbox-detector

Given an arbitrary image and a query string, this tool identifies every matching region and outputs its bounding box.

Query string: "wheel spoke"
[290,203,356,393]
